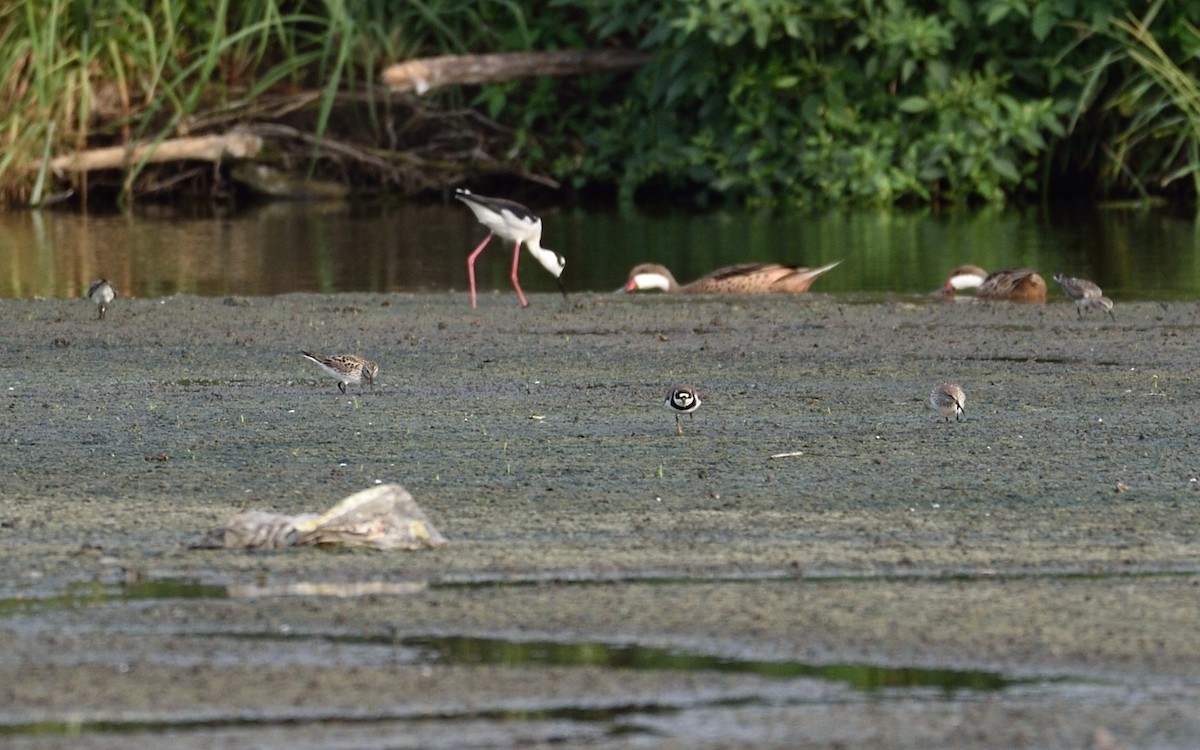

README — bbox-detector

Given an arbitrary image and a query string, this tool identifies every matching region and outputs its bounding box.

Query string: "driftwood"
[47,130,262,174]
[383,49,654,95]
[30,50,650,194]
[220,483,448,551]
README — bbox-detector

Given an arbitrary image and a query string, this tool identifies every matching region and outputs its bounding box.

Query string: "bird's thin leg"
[510,240,529,308]
[466,232,495,309]
[675,414,683,436]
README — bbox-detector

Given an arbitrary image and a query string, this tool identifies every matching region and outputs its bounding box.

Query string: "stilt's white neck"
[526,239,566,279]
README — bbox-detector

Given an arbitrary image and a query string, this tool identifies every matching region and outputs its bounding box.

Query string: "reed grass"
[1093,0,1200,201]
[0,0,529,207]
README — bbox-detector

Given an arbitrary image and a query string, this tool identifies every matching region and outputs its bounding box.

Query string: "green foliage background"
[557,0,1197,206]
[2,0,1198,207]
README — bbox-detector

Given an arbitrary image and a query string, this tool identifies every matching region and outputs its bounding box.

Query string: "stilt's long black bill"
[556,277,569,302]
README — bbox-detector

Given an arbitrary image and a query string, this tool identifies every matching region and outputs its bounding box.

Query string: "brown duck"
[623,261,840,294]
[942,265,1046,303]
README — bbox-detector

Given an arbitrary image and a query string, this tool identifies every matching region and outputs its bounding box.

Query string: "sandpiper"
[942,265,1046,303]
[929,382,966,422]
[300,351,379,394]
[87,279,116,320]
[1053,272,1115,320]
[623,261,840,294]
[665,385,701,436]
[455,189,567,308]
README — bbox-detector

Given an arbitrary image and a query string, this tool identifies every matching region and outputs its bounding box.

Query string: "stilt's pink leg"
[466,232,494,308]
[509,240,528,307]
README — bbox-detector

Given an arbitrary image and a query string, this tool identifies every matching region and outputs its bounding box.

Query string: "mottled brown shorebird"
[1054,272,1115,320]
[300,351,379,394]
[942,265,1046,303]
[624,261,840,294]
[929,382,966,422]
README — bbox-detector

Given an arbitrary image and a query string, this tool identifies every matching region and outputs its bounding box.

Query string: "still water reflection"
[0,201,1196,300]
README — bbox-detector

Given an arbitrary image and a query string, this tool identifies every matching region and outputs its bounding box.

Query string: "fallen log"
[382,49,655,95]
[46,129,263,174]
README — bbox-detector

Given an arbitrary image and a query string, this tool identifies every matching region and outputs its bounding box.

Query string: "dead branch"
[247,123,395,171]
[382,49,655,95]
[46,129,263,174]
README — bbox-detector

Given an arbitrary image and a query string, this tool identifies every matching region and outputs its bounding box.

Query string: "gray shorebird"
[1053,272,1115,320]
[942,265,1046,303]
[300,351,379,394]
[623,261,840,294]
[454,189,567,309]
[665,385,701,436]
[929,382,966,422]
[87,279,116,320]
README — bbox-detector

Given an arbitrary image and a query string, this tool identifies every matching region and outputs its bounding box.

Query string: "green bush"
[554,0,1096,206]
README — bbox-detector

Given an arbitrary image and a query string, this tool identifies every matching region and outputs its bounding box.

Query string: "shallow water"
[0,201,1197,299]
[0,577,1016,693]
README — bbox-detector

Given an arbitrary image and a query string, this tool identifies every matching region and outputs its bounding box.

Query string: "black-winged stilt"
[455,188,566,308]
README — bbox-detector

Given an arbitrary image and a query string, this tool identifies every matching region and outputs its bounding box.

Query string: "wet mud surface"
[1,291,1199,748]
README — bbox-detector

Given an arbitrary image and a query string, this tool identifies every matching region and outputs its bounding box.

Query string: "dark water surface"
[0,200,1197,299]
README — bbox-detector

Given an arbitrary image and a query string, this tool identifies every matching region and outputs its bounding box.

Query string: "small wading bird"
[300,351,379,395]
[929,382,966,422]
[942,265,1047,303]
[623,261,840,294]
[87,279,116,320]
[455,189,567,308]
[1054,272,1115,321]
[665,385,701,436]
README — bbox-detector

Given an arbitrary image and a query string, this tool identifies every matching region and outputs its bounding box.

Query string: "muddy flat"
[1,291,1197,749]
